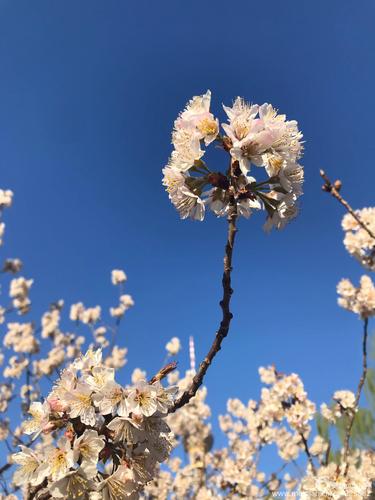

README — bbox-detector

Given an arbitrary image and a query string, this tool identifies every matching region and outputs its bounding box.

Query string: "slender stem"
[342,317,369,475]
[170,205,238,412]
[320,170,375,240]
[300,433,316,475]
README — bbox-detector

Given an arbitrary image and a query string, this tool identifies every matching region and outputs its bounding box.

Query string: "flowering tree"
[0,91,374,499]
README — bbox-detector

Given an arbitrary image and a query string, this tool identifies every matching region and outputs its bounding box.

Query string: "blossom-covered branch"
[163,91,304,412]
[320,169,375,241]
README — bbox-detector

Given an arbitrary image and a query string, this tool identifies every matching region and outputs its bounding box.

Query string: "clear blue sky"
[0,0,374,459]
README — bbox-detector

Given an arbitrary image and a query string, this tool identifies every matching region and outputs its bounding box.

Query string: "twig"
[320,170,375,240]
[149,361,177,384]
[169,202,238,412]
[324,438,331,466]
[300,433,316,475]
[342,317,369,475]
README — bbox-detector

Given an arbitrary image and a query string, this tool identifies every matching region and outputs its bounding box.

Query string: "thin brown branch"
[320,170,375,240]
[324,438,331,466]
[342,317,369,475]
[169,204,238,412]
[0,463,11,476]
[149,361,177,384]
[300,433,316,475]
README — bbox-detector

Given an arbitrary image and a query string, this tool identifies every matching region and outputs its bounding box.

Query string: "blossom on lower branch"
[162,91,304,230]
[342,207,375,271]
[12,348,176,498]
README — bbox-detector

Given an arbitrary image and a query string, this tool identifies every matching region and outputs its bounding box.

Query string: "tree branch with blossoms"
[163,91,304,412]
[4,93,375,499]
[320,169,375,241]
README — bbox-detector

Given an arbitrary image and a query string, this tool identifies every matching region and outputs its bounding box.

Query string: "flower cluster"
[162,91,304,230]
[143,357,375,499]
[301,452,375,500]
[337,275,375,318]
[11,348,176,497]
[342,208,375,270]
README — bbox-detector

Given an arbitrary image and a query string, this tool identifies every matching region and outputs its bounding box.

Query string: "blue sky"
[0,0,375,463]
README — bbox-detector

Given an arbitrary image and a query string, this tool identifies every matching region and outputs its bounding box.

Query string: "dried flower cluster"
[162,91,304,230]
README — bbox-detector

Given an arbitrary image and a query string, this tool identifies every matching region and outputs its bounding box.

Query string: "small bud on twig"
[149,361,177,384]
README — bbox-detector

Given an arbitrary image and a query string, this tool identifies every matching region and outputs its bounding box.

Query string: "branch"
[300,433,316,475]
[320,170,375,240]
[342,317,369,475]
[149,361,177,385]
[170,205,238,412]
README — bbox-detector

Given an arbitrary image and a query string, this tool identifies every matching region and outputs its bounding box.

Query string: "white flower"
[65,381,96,426]
[259,366,277,385]
[106,416,145,443]
[175,90,219,146]
[131,368,146,384]
[23,401,51,437]
[263,194,299,232]
[162,166,205,221]
[73,429,105,477]
[81,306,101,325]
[127,381,158,417]
[169,126,204,172]
[49,469,96,499]
[4,322,39,354]
[92,380,128,417]
[97,466,138,500]
[9,277,33,314]
[222,98,303,176]
[46,437,74,481]
[154,383,177,414]
[0,189,13,208]
[222,97,263,175]
[165,337,181,355]
[342,208,375,270]
[337,275,375,318]
[53,368,77,401]
[110,294,134,319]
[333,390,356,411]
[70,302,85,322]
[85,366,115,391]
[105,346,128,369]
[111,269,127,285]
[11,445,48,486]
[74,348,103,371]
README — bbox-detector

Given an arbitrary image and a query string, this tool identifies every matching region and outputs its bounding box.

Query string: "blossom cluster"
[342,208,375,270]
[337,275,375,318]
[0,191,180,498]
[11,348,176,497]
[162,91,304,230]
[143,360,375,499]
